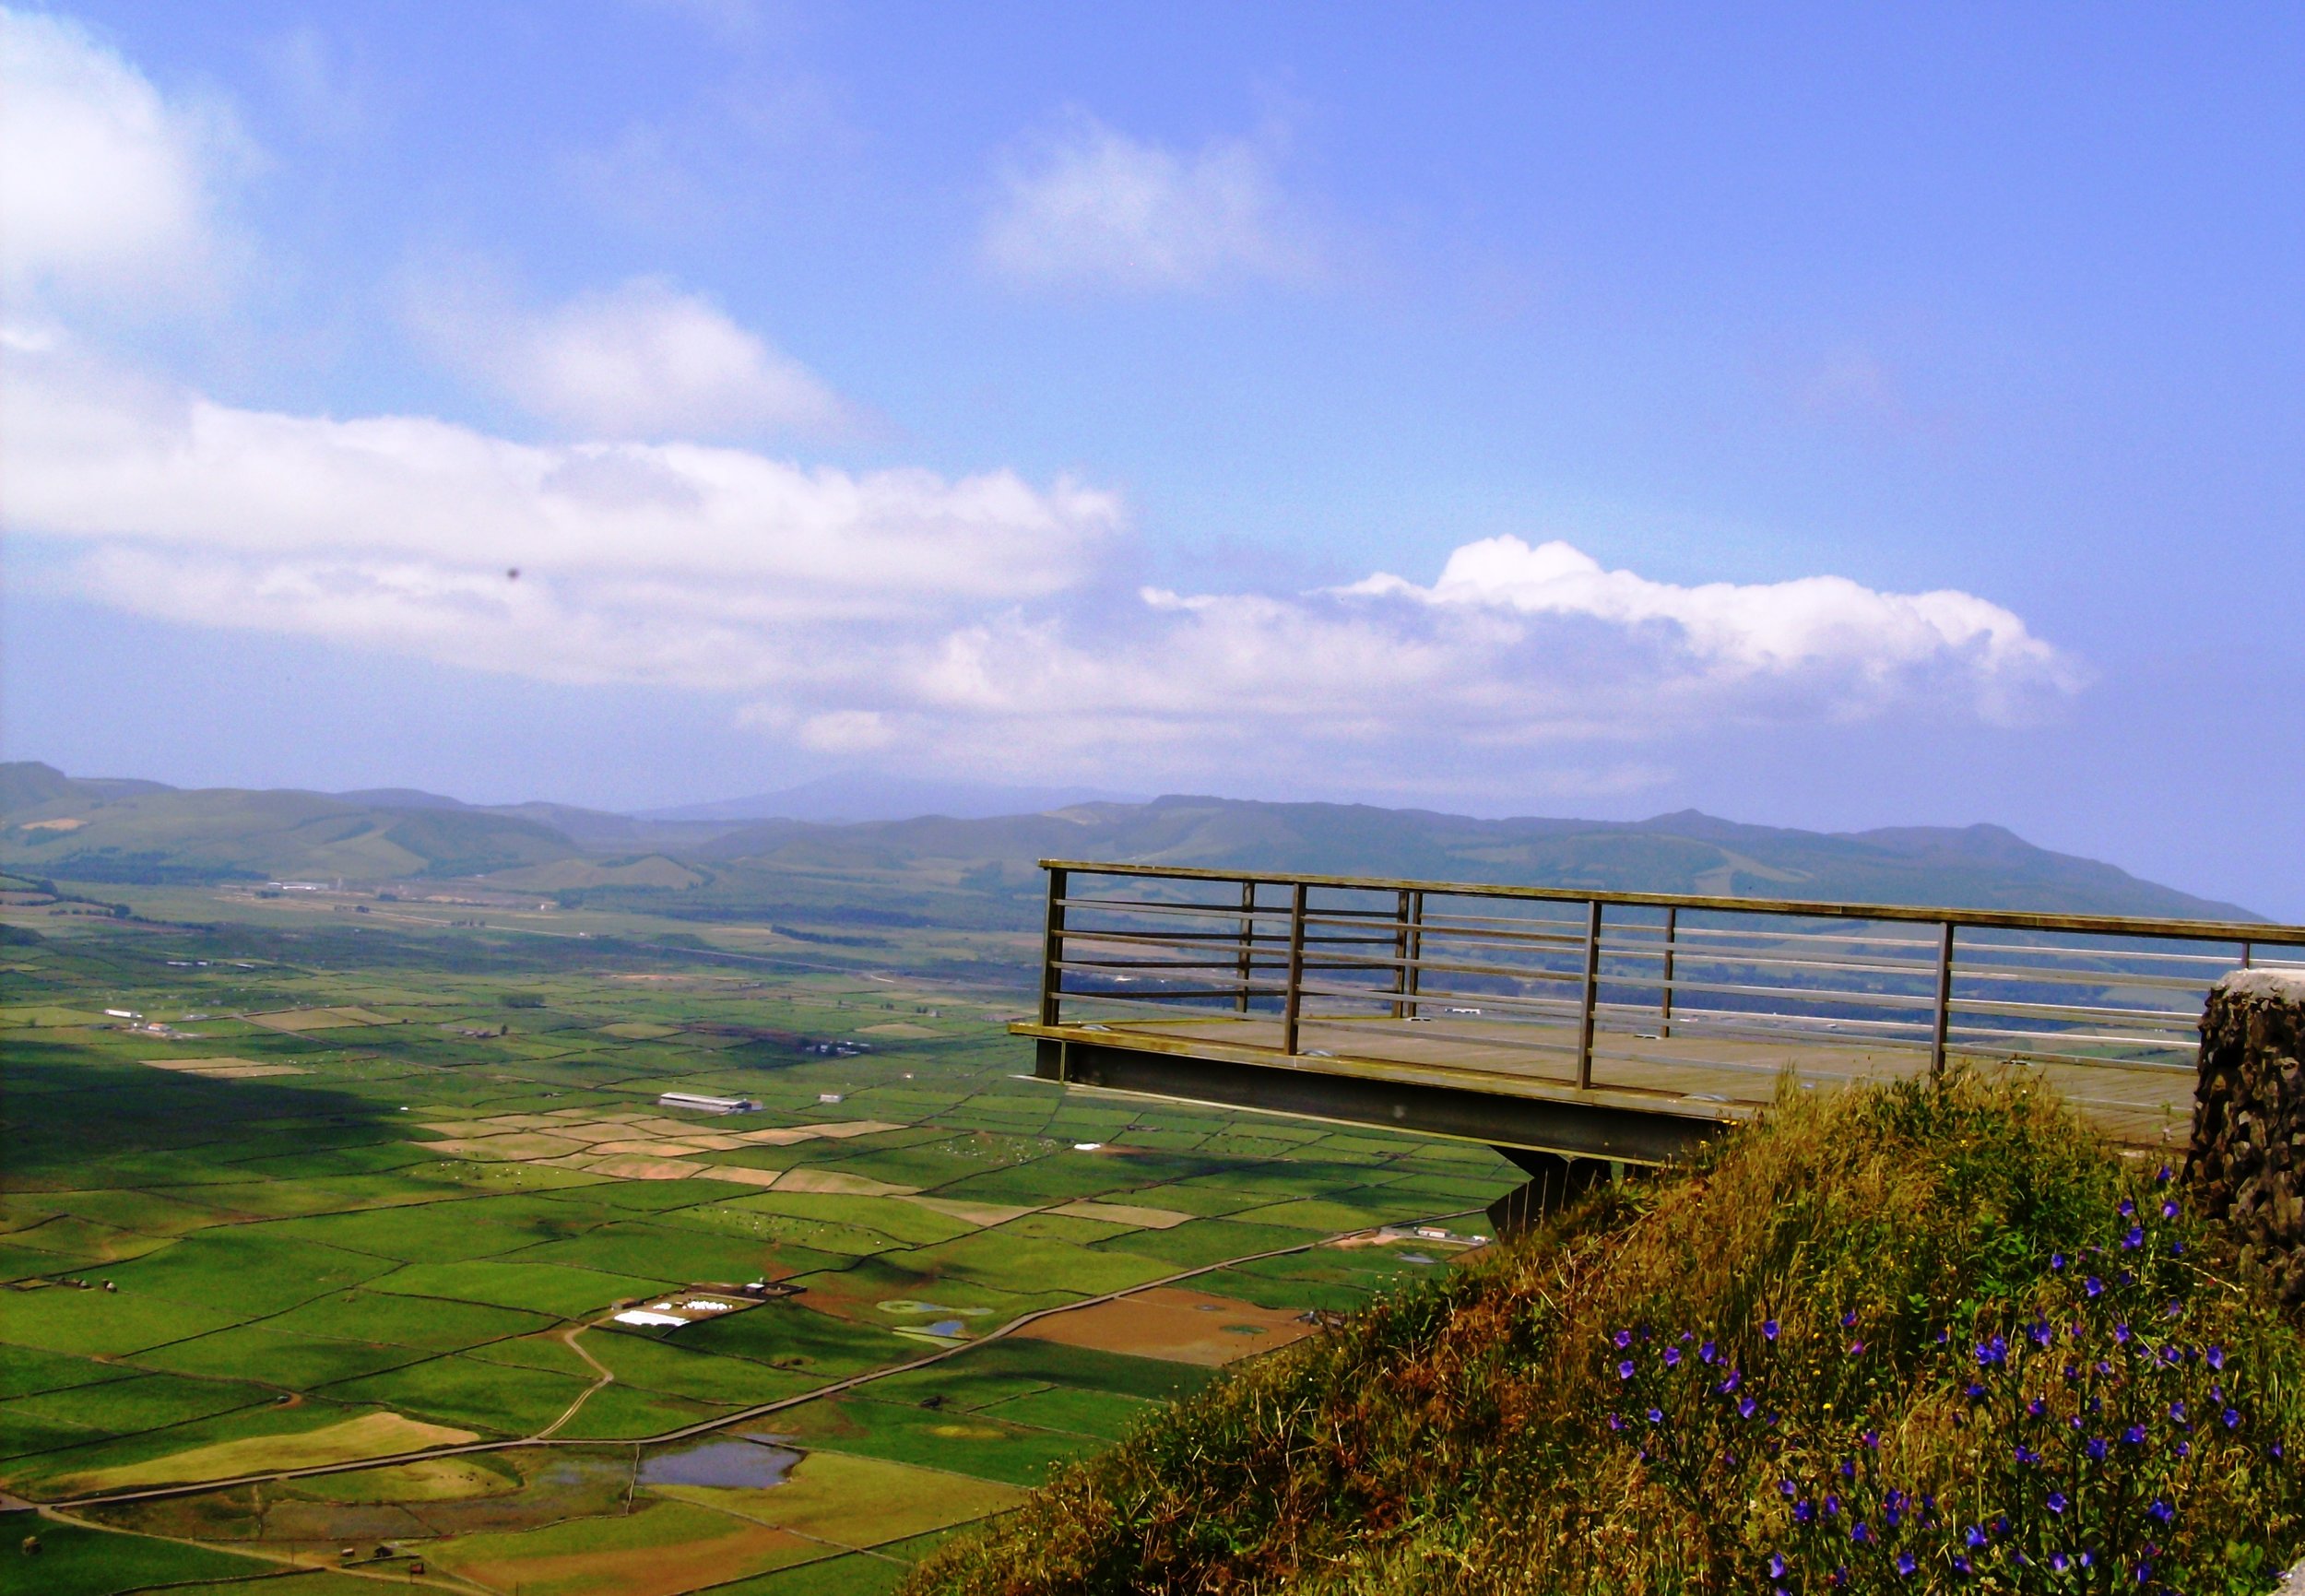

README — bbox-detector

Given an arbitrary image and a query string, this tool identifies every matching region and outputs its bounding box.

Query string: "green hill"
[0,762,2259,922]
[0,763,578,883]
[905,1076,2305,1594]
[689,795,2258,922]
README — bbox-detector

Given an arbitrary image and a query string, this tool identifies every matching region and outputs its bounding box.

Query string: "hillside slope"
[0,763,2258,921]
[693,794,2259,921]
[908,1076,2305,1595]
[0,763,579,882]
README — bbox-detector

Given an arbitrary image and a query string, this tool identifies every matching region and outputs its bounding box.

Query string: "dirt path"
[44,1214,1477,1512]
[32,1503,492,1594]
[531,1321,615,1440]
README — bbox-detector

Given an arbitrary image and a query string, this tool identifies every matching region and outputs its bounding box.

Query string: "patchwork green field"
[0,887,1519,1595]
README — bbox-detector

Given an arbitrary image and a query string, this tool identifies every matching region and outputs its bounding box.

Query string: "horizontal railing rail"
[1026,859,2305,1142]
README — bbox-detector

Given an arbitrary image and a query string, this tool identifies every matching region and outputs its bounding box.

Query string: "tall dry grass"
[903,1072,2305,1595]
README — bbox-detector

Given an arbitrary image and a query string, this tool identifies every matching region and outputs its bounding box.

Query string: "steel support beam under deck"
[1028,1032,1727,1165]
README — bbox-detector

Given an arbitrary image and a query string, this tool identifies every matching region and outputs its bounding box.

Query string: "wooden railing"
[1030,860,2305,1130]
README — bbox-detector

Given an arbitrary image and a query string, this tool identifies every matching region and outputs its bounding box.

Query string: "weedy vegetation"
[905,1072,2305,1595]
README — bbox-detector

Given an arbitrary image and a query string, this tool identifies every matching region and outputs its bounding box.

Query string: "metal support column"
[1659,904,1678,1039]
[1930,920,1956,1079]
[1577,899,1602,1091]
[1037,867,1068,1028]
[1402,890,1425,1020]
[1283,882,1309,1057]
[1388,890,1412,1018]
[1234,879,1258,1012]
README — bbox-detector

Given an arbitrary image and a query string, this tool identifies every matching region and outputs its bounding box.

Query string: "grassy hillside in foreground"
[907,1075,2305,1596]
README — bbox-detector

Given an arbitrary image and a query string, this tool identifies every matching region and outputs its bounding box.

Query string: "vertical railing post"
[1403,890,1424,1020]
[1576,899,1602,1090]
[1038,867,1068,1027]
[1283,882,1309,1056]
[1659,904,1678,1039]
[1234,879,1258,1012]
[2241,940,2254,970]
[1388,889,1412,1018]
[1930,920,1956,1080]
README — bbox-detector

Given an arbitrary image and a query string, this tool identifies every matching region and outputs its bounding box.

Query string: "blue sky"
[3,3,2299,913]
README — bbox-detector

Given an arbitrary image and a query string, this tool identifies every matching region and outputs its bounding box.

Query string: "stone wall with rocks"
[2186,968,2305,1307]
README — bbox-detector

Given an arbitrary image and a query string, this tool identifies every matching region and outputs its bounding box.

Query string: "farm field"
[0,885,1519,1594]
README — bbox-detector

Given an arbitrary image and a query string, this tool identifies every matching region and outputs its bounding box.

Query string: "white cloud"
[0,6,242,308]
[410,274,849,441]
[981,112,1314,291]
[1346,536,2074,708]
[3,341,2083,798]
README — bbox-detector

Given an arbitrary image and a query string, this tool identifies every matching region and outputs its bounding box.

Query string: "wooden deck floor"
[1057,1013,2193,1150]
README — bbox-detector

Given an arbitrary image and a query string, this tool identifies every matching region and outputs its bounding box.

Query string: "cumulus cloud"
[4,340,2081,793]
[0,6,243,309]
[410,274,849,441]
[981,112,1314,291]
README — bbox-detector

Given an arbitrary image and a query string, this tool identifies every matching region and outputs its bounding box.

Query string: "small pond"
[639,1439,804,1489]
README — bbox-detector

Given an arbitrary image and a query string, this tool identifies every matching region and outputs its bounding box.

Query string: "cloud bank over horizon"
[0,5,2085,802]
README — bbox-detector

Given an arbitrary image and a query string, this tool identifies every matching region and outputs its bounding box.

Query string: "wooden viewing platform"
[1011,861,2305,1171]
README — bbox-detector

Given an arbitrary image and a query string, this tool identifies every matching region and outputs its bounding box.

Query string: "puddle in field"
[638,1439,804,1488]
[924,1318,966,1337]
[1398,1252,1436,1265]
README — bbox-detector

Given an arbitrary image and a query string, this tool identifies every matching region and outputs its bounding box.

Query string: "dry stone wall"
[2186,968,2305,1306]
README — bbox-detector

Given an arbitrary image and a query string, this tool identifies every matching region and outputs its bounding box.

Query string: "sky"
[2,3,2299,913]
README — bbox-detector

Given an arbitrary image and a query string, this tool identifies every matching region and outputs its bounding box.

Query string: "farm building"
[656,1091,760,1115]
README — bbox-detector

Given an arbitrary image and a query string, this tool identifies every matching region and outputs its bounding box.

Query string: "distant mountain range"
[0,760,2262,923]
[636,772,1142,824]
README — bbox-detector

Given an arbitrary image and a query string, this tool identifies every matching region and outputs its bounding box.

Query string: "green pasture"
[0,899,1513,1589]
[0,1521,271,1596]
[318,1353,590,1435]
[715,1551,909,1596]
[362,1258,668,1318]
[766,1393,1092,1487]
[0,1343,136,1401]
[583,1329,818,1406]
[131,1323,430,1389]
[1088,1217,1313,1270]
[902,1232,1171,1298]
[266,1288,554,1350]
[547,1379,731,1440]
[975,1383,1155,1441]
[676,1300,923,1377]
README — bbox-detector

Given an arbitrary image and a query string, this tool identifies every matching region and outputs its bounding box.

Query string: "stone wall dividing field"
[2186,968,2305,1306]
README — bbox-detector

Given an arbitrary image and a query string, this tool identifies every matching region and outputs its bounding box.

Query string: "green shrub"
[903,1072,2305,1595]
